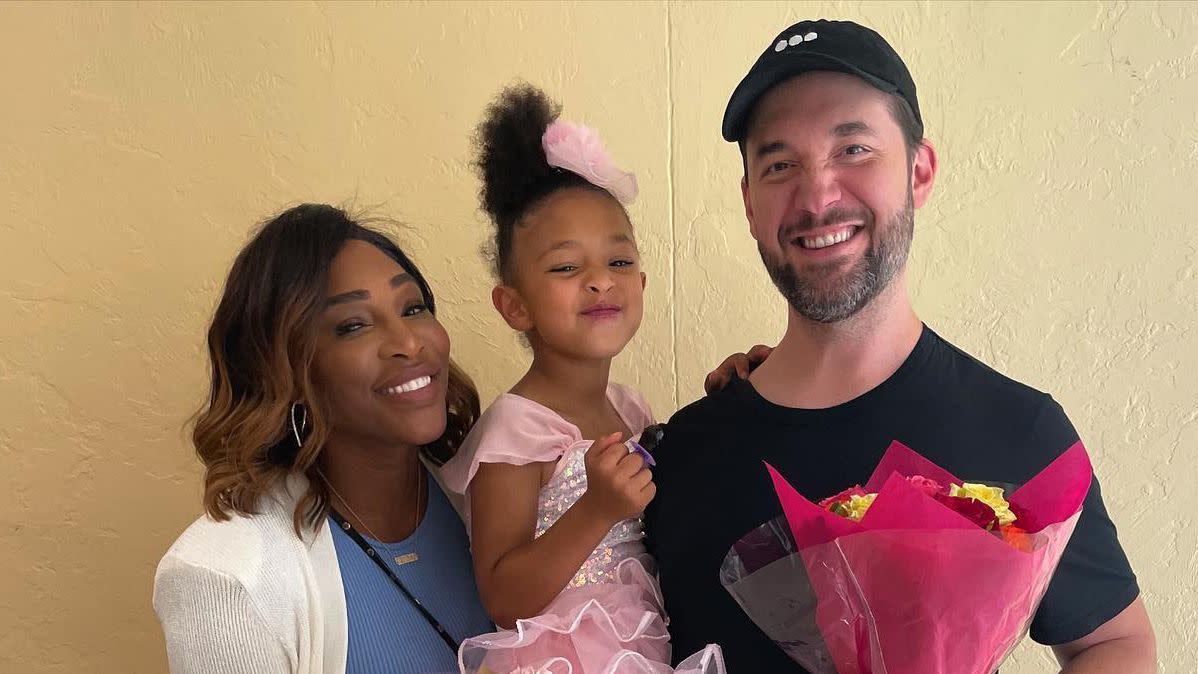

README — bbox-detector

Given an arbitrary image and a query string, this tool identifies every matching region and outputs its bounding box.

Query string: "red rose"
[934,494,999,530]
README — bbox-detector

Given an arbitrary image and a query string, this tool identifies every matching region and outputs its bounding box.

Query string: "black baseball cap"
[722,20,922,143]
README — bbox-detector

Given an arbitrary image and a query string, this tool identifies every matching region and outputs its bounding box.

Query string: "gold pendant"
[394,553,418,565]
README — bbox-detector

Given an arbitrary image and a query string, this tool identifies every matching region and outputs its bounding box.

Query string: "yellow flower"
[838,493,877,522]
[950,482,1017,526]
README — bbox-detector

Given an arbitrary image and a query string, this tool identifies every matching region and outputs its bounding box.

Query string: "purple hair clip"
[627,423,665,467]
[627,440,656,467]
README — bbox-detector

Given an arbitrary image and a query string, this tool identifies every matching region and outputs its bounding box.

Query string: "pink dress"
[440,384,725,674]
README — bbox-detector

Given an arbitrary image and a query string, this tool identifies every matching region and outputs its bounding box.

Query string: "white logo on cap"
[774,31,819,52]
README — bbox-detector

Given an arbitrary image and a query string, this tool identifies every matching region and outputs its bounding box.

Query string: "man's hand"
[704,344,773,394]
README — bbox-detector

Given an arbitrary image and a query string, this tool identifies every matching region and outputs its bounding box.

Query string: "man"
[645,20,1155,673]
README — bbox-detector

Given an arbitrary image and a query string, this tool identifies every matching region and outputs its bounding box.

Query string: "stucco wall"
[1,2,1194,672]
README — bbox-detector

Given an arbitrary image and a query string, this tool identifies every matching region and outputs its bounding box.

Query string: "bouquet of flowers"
[719,441,1091,674]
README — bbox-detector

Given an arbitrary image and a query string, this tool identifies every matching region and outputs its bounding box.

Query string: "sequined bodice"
[535,441,648,589]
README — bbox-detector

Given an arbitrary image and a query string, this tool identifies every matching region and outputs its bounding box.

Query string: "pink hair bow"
[542,120,638,204]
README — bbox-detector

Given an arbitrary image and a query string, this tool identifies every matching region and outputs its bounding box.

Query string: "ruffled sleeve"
[439,394,582,498]
[608,383,656,437]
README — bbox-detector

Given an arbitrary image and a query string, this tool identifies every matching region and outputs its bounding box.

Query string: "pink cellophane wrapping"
[720,441,1091,674]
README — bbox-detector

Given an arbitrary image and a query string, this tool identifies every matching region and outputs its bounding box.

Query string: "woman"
[153,203,761,674]
[154,204,493,674]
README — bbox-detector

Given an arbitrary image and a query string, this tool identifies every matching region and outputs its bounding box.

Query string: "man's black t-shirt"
[645,326,1139,671]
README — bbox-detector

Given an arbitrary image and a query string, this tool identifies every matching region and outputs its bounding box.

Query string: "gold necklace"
[318,466,425,565]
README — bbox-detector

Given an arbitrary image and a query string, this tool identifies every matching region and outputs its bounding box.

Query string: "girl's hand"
[704,344,773,394]
[580,431,655,523]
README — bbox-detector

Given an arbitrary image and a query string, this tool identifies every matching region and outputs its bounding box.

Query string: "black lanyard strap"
[328,510,460,654]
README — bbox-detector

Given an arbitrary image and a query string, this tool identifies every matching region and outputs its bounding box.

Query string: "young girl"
[441,85,725,674]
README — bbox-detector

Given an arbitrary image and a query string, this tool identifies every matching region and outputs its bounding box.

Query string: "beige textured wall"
[1,2,1194,672]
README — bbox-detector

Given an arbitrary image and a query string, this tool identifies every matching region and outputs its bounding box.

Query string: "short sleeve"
[439,394,581,497]
[608,383,656,435]
[1027,398,1140,645]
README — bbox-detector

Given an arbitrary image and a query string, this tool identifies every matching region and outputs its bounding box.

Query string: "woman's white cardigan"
[154,464,467,674]
[153,474,349,673]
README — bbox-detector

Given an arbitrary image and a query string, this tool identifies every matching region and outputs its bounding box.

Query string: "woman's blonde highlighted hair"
[193,204,479,535]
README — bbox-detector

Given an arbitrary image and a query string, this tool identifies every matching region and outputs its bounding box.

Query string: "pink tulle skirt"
[458,557,724,674]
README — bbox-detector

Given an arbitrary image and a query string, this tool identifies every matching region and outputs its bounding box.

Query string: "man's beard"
[758,197,913,324]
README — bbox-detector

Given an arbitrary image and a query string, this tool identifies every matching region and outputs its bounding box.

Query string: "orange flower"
[999,524,1033,552]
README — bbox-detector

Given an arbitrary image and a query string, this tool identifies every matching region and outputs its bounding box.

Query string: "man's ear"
[911,139,938,209]
[742,175,763,242]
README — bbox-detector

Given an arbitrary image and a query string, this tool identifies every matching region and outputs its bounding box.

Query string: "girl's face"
[501,187,646,361]
[312,240,451,452]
